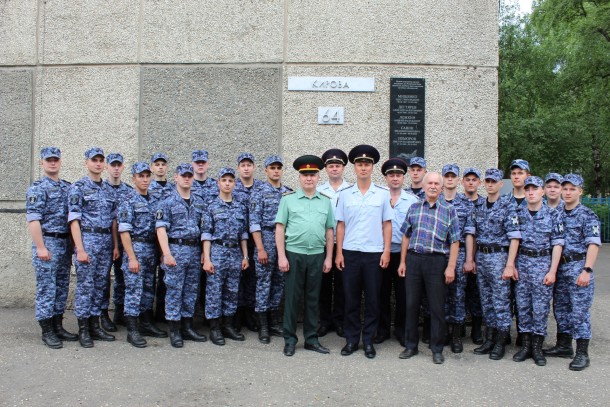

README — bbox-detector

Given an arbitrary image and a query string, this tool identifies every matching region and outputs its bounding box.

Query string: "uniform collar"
[297,189,320,199]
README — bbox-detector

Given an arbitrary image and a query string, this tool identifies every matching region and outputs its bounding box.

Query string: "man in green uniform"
[275,155,335,356]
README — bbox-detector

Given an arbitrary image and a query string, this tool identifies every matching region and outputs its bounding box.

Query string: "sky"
[517,0,533,14]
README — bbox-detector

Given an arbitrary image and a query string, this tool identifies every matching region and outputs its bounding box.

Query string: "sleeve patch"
[156,210,164,220]
[28,196,37,204]
[592,225,600,236]
[70,194,79,205]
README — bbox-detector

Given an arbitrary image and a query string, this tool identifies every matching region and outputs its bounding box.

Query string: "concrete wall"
[0,0,498,307]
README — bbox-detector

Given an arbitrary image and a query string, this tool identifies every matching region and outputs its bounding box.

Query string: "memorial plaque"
[389,78,425,162]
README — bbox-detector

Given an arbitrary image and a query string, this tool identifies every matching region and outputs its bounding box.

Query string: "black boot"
[126,316,147,348]
[168,320,183,348]
[100,309,117,332]
[422,316,431,344]
[471,317,483,345]
[77,318,93,348]
[532,334,547,366]
[180,317,207,342]
[89,316,116,341]
[39,318,62,349]
[113,304,126,327]
[543,332,574,358]
[474,327,495,355]
[154,302,166,323]
[209,318,225,346]
[222,316,245,341]
[569,339,590,371]
[233,307,244,332]
[52,314,78,341]
[268,310,283,337]
[257,312,270,344]
[140,309,168,338]
[512,332,532,362]
[451,324,463,353]
[489,330,508,360]
[245,307,260,332]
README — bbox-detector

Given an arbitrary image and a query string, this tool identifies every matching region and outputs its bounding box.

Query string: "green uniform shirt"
[275,188,335,255]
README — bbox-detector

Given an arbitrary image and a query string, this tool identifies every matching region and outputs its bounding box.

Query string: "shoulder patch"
[337,185,351,193]
[403,190,418,199]
[69,194,79,205]
[156,209,164,220]
[376,185,389,191]
[592,225,600,236]
[319,191,332,199]
[28,195,38,204]
[282,191,296,196]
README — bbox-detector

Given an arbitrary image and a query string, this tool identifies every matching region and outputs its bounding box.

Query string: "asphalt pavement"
[1,248,609,407]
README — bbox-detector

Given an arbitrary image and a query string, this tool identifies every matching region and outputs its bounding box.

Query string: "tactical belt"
[261,226,275,231]
[168,238,200,247]
[560,253,587,264]
[43,232,69,239]
[477,245,508,254]
[81,227,111,234]
[407,249,446,257]
[132,236,156,244]
[519,247,551,257]
[212,240,239,248]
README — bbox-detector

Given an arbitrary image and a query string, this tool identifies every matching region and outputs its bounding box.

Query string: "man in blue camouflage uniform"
[440,164,476,354]
[69,147,119,347]
[249,155,292,344]
[156,163,207,348]
[543,174,601,371]
[148,152,173,321]
[202,168,250,346]
[461,167,485,344]
[191,149,219,203]
[118,162,168,348]
[405,157,427,200]
[100,152,133,332]
[544,173,564,210]
[234,153,265,333]
[26,147,77,349]
[512,176,564,366]
[467,168,521,360]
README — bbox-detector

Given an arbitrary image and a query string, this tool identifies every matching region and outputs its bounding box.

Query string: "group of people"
[26,143,600,371]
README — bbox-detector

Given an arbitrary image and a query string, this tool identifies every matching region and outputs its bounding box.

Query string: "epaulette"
[124,183,134,189]
[61,179,72,185]
[31,180,43,187]
[403,190,418,199]
[284,185,294,192]
[282,191,296,196]
[336,185,351,193]
[319,191,332,199]
[376,185,389,191]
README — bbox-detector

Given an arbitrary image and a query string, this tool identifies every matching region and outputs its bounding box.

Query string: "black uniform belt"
[459,241,466,248]
[261,226,275,231]
[132,236,156,244]
[477,245,508,254]
[168,238,200,247]
[212,240,239,248]
[519,247,551,257]
[43,232,69,239]
[407,249,446,257]
[81,227,111,234]
[560,253,587,264]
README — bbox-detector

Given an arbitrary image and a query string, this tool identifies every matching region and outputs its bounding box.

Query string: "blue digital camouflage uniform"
[27,173,72,321]
[68,175,117,319]
[202,194,249,319]
[467,194,522,332]
[555,203,600,339]
[465,195,486,319]
[155,188,205,321]
[404,186,425,200]
[442,192,475,324]
[149,179,174,201]
[515,200,564,336]
[192,177,219,204]
[118,188,160,317]
[250,181,293,313]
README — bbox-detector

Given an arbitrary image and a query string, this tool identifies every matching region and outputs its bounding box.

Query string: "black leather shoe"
[336,325,345,337]
[283,343,296,357]
[432,352,445,364]
[399,348,419,359]
[364,344,376,359]
[304,342,330,354]
[341,343,358,356]
[317,325,330,337]
[373,333,390,344]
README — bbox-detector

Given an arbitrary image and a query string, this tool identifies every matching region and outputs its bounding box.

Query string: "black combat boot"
[422,316,431,344]
[77,318,93,348]
[168,320,183,348]
[234,307,244,332]
[125,316,147,348]
[39,318,62,349]
[512,332,532,362]
[113,304,126,327]
[531,334,547,366]
[209,318,225,346]
[245,307,260,332]
[222,316,245,341]
[474,327,495,355]
[543,332,574,358]
[489,330,508,360]
[569,339,590,371]
[257,312,270,344]
[139,309,168,338]
[451,324,463,353]
[471,317,483,345]
[89,315,116,341]
[268,310,283,337]
[52,314,78,341]
[180,317,207,342]
[100,309,117,332]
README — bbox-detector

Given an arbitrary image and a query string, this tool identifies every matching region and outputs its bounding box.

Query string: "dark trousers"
[342,250,383,346]
[283,251,324,345]
[404,251,448,353]
[319,244,344,330]
[378,252,405,340]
